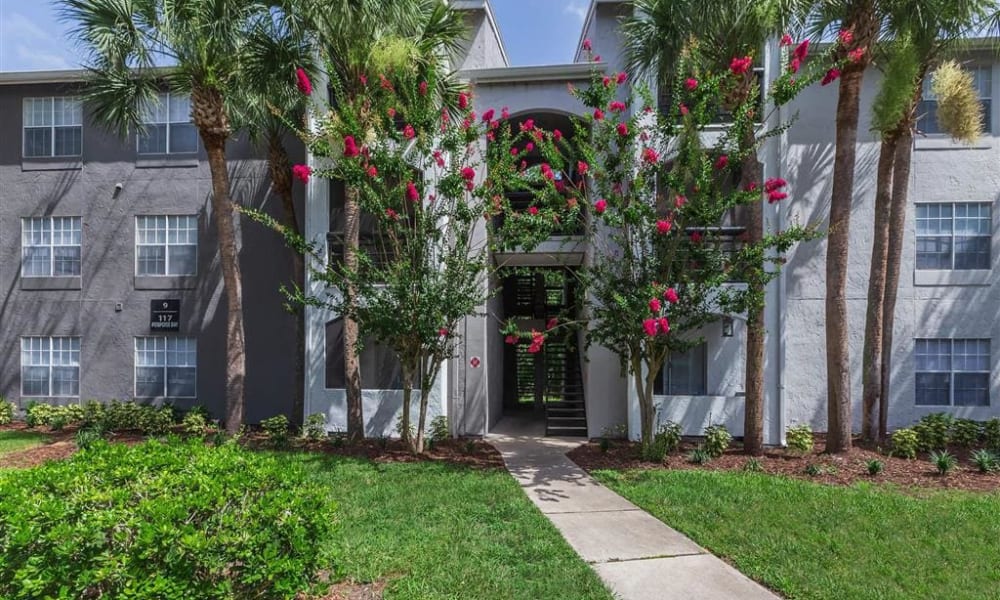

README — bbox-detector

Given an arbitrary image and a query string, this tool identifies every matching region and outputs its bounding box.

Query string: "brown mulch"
[568,433,1000,493]
[248,435,506,470]
[0,423,147,469]
[301,579,389,600]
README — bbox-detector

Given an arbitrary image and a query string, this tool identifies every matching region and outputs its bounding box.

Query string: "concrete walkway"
[487,418,779,600]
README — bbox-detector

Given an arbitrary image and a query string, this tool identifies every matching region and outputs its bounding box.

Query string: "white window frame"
[137,92,197,155]
[135,215,199,277]
[22,96,83,158]
[21,217,83,278]
[20,336,81,398]
[915,338,991,407]
[134,337,198,399]
[915,202,992,271]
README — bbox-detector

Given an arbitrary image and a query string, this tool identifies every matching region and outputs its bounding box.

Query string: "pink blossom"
[359,74,368,86]
[603,75,612,87]
[594,199,608,214]
[657,317,670,334]
[406,181,419,202]
[789,57,802,74]
[593,55,602,62]
[366,165,378,178]
[555,180,566,193]
[525,142,535,153]
[649,297,662,313]
[764,178,787,192]
[821,68,841,86]
[690,231,703,243]
[582,39,592,51]
[553,129,563,141]
[642,147,659,164]
[643,318,658,337]
[458,91,469,110]
[481,108,495,122]
[433,150,445,168]
[385,208,399,220]
[387,107,396,118]
[714,155,729,170]
[780,33,793,47]
[528,206,539,215]
[577,161,589,176]
[617,122,628,136]
[593,109,605,120]
[675,195,687,208]
[295,68,312,96]
[838,29,854,45]
[664,288,679,304]
[461,166,476,182]
[656,220,672,235]
[768,191,788,203]
[501,106,510,119]
[343,136,360,158]
[848,47,866,63]
[379,74,393,91]
[541,163,554,180]
[419,81,428,95]
[439,328,449,337]
[292,164,312,183]
[617,72,628,84]
[609,100,627,113]
[403,124,415,139]
[685,77,698,91]
[546,317,558,330]
[528,330,545,353]
[679,103,689,116]
[510,147,519,156]
[505,334,518,345]
[519,118,535,132]
[730,56,752,75]
[793,40,810,62]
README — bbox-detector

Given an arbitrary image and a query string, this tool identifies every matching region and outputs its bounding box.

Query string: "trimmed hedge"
[0,438,336,599]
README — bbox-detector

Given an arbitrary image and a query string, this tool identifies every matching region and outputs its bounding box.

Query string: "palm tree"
[296,0,466,441]
[863,0,997,442]
[622,0,811,455]
[234,5,316,426]
[62,0,281,433]
[810,0,882,453]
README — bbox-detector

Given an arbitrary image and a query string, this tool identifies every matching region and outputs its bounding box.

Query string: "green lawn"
[300,454,612,599]
[593,469,1000,600]
[0,431,49,455]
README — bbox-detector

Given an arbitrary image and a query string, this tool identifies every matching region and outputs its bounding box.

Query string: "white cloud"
[562,0,588,24]
[0,10,73,70]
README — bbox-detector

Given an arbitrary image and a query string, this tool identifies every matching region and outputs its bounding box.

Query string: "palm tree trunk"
[861,134,898,442]
[825,64,866,454]
[880,126,915,441]
[266,134,306,427]
[193,86,246,435]
[343,185,365,441]
[740,144,765,456]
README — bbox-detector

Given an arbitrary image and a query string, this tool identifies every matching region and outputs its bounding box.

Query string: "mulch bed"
[0,423,505,471]
[568,434,1000,493]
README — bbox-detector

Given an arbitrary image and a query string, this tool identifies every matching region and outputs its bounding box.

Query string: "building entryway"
[501,267,587,436]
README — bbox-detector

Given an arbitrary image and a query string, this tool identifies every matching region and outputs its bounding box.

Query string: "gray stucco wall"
[0,80,300,423]
[783,56,1000,431]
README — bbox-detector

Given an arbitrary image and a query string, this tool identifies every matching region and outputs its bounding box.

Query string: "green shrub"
[303,413,328,441]
[805,463,822,477]
[688,447,712,465]
[930,449,958,475]
[80,400,105,427]
[599,437,611,453]
[141,407,175,436]
[0,439,336,599]
[261,414,290,446]
[25,402,57,428]
[914,413,953,452]
[743,457,764,473]
[971,449,998,473]
[643,420,682,461]
[428,415,449,444]
[0,399,13,425]
[786,424,814,454]
[891,428,919,459]
[982,418,1000,450]
[103,401,146,431]
[74,426,104,451]
[48,413,68,431]
[866,459,884,476]
[703,424,732,458]
[951,419,982,448]
[181,411,209,437]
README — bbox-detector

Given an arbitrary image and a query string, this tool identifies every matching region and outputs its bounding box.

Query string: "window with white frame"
[654,343,708,395]
[138,93,197,154]
[135,337,197,398]
[136,215,198,276]
[21,337,81,397]
[915,339,990,406]
[918,66,992,134]
[23,97,83,158]
[916,203,991,270]
[22,217,82,277]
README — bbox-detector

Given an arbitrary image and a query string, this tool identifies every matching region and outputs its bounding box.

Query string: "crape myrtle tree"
[272,61,523,454]
[499,43,829,456]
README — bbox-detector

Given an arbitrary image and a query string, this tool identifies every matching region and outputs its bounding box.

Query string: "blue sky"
[0,0,587,72]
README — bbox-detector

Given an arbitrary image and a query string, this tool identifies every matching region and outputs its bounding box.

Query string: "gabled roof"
[574,0,628,63]
[451,0,511,68]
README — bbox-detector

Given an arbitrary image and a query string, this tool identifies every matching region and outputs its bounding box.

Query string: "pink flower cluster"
[295,68,312,96]
[527,330,545,353]
[461,166,476,190]
[765,178,788,203]
[292,164,312,183]
[730,56,752,76]
[343,135,360,158]
[789,40,809,74]
[643,317,670,337]
[821,68,841,86]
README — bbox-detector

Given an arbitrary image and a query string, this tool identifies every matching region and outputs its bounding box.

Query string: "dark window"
[915,339,990,407]
[325,318,413,390]
[916,203,991,271]
[654,343,708,395]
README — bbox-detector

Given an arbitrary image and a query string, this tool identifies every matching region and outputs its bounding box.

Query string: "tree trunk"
[632,356,655,454]
[825,63,866,454]
[401,362,414,452]
[415,368,430,455]
[266,134,306,428]
[192,86,246,435]
[861,135,899,442]
[881,127,915,441]
[343,185,365,441]
[740,150,765,456]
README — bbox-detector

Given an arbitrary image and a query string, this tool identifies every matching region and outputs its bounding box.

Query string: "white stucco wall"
[783,54,1000,432]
